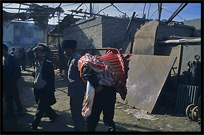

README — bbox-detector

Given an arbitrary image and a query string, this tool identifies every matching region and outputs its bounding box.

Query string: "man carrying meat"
[81,66,116,132]
[61,40,86,131]
[78,48,130,132]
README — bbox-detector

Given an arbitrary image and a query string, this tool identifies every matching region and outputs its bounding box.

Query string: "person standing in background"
[9,47,17,57]
[18,47,26,71]
[27,47,34,68]
[3,44,23,117]
[61,40,86,131]
[31,46,58,130]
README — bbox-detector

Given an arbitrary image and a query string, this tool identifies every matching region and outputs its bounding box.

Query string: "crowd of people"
[3,40,117,132]
[8,46,35,70]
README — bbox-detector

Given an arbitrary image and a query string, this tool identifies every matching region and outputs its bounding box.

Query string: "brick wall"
[63,16,197,51]
[101,16,146,48]
[63,17,103,49]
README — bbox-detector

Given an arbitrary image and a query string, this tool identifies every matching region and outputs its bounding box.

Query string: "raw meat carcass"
[81,81,95,117]
[78,48,131,117]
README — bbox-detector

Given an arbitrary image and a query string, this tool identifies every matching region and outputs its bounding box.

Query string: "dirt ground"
[2,67,201,133]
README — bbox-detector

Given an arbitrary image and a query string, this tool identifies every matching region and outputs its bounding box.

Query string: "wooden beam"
[3,7,27,10]
[123,12,136,41]
[157,38,201,44]
[166,3,188,24]
[158,3,162,21]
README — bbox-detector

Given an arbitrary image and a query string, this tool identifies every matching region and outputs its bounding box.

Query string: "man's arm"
[45,61,55,91]
[82,66,102,93]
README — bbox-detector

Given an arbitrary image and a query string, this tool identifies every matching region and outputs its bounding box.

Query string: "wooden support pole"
[90,3,92,17]
[166,3,188,24]
[124,12,136,41]
[158,3,162,21]
[157,38,201,44]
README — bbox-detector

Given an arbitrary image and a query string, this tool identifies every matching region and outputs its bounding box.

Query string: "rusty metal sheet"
[117,54,176,113]
[132,20,159,55]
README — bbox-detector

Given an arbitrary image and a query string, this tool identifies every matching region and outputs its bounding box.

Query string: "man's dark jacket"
[34,59,56,106]
[3,54,21,89]
[3,54,21,95]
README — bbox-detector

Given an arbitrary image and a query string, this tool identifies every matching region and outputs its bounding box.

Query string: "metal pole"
[58,12,60,46]
[142,3,146,19]
[90,3,92,17]
[177,45,183,83]
[46,18,49,45]
[124,12,136,41]
[158,3,162,21]
[18,4,21,20]
[68,10,105,17]
[166,3,188,24]
[57,11,63,73]
[147,3,151,19]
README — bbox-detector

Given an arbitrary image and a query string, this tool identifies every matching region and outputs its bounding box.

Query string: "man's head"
[33,46,44,61]
[61,40,77,56]
[11,47,15,51]
[3,44,8,56]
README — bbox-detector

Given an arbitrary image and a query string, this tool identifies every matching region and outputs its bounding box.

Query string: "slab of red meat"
[78,48,131,100]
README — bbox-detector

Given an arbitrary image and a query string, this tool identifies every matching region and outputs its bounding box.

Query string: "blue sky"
[2,3,201,25]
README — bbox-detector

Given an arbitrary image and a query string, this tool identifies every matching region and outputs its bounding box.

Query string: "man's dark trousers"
[70,95,85,131]
[5,82,22,115]
[87,86,116,131]
[32,88,57,128]
[32,99,57,126]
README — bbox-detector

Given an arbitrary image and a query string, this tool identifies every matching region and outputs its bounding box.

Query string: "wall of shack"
[3,21,47,50]
[63,16,197,52]
[63,17,103,50]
